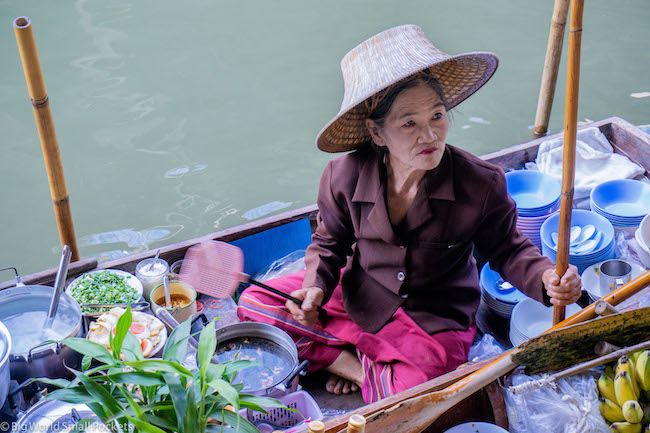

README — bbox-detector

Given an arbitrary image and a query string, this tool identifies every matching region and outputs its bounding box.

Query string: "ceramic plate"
[582,260,647,300]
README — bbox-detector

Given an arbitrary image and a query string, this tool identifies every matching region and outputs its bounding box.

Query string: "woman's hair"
[366,75,449,154]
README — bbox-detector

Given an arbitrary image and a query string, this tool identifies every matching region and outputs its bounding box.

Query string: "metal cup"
[599,259,632,294]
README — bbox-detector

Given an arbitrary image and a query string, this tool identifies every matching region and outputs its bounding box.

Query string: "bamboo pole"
[553,0,584,325]
[13,16,80,261]
[533,0,571,137]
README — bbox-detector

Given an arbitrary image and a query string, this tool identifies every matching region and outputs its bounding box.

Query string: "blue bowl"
[505,170,561,211]
[479,263,527,305]
[590,179,650,219]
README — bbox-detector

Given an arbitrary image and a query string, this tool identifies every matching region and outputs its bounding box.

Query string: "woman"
[237,25,581,404]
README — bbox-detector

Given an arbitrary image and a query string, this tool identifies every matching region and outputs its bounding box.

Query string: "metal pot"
[0,320,11,409]
[213,322,308,397]
[13,399,102,433]
[0,284,83,384]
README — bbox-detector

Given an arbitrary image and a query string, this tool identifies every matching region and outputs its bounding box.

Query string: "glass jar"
[135,258,169,299]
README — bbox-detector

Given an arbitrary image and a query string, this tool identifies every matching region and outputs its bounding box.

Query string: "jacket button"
[397,271,406,282]
[401,292,408,299]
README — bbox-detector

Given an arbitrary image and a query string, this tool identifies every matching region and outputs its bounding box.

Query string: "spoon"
[551,226,583,248]
[43,245,72,330]
[571,231,603,254]
[147,249,161,272]
[163,275,172,309]
[570,224,596,246]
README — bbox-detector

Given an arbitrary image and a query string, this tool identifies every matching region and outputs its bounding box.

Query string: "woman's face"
[366,82,449,173]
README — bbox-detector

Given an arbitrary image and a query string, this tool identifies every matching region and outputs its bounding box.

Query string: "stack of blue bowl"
[505,170,561,250]
[590,179,650,228]
[479,262,527,319]
[540,209,616,274]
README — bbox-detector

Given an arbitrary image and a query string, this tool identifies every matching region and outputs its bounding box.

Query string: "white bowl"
[444,422,509,433]
[67,269,144,304]
[634,228,650,269]
[510,298,582,340]
[640,213,650,247]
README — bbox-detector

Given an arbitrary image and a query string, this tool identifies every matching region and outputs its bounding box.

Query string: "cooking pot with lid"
[0,320,11,409]
[13,399,106,433]
[0,284,83,384]
[212,322,308,397]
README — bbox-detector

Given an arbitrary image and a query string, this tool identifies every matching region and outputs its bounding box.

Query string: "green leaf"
[61,338,115,365]
[121,331,144,362]
[125,415,168,433]
[34,377,71,389]
[142,414,178,431]
[108,371,165,386]
[198,320,217,376]
[205,364,226,384]
[74,372,124,419]
[118,388,147,423]
[223,360,263,376]
[161,373,187,433]
[162,317,192,363]
[125,360,193,378]
[82,355,92,372]
[239,394,287,411]
[206,379,239,412]
[44,387,93,404]
[71,418,99,433]
[110,305,132,359]
[184,380,199,433]
[208,409,260,433]
[86,402,110,425]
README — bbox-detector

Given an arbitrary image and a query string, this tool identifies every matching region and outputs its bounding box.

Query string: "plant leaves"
[223,360,263,376]
[74,371,124,419]
[125,360,193,378]
[208,409,260,433]
[205,364,226,384]
[198,320,217,376]
[82,355,92,372]
[122,331,144,362]
[184,379,199,433]
[206,379,239,412]
[162,317,192,363]
[34,377,71,389]
[239,394,287,410]
[161,372,187,433]
[61,338,115,365]
[118,388,147,423]
[108,371,165,387]
[44,387,94,404]
[125,415,168,433]
[110,305,132,360]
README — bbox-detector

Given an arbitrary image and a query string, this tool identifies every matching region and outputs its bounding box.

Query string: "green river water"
[0,0,649,276]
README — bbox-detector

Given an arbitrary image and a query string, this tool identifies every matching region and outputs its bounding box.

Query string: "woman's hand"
[542,265,582,306]
[286,287,325,327]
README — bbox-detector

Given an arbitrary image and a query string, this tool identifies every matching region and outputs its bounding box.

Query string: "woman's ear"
[365,119,385,147]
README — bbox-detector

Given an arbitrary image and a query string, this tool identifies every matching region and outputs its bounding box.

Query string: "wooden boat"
[2,117,650,432]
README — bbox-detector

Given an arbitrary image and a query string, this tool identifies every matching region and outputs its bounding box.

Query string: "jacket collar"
[351,146,456,241]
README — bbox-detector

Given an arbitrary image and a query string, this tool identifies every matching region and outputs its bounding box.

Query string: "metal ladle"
[43,245,72,329]
[163,275,172,309]
[147,249,161,272]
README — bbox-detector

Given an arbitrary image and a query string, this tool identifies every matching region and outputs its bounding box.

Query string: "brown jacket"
[303,145,555,334]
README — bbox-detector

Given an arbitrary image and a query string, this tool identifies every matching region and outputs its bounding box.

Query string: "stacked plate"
[479,263,526,318]
[509,298,582,346]
[581,260,647,302]
[540,209,616,274]
[590,179,650,228]
[506,170,561,250]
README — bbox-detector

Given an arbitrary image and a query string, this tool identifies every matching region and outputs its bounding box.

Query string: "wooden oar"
[349,306,650,433]
[323,268,650,432]
[533,0,570,136]
[553,0,585,325]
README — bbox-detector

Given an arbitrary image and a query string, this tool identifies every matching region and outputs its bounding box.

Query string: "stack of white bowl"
[590,179,650,229]
[634,213,650,268]
[540,209,616,274]
[479,263,526,319]
[505,170,561,250]
[509,298,581,346]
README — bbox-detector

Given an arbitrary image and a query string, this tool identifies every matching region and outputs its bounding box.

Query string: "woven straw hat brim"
[316,26,499,153]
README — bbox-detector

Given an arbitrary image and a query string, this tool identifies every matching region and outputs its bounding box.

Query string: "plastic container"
[135,258,169,299]
[240,390,323,432]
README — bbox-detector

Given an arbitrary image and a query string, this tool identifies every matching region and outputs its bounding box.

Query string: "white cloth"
[535,127,645,200]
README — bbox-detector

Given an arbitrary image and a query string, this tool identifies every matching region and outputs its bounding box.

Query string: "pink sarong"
[237,270,476,404]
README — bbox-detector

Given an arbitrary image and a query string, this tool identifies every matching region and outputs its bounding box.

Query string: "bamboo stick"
[13,16,80,261]
[553,0,584,325]
[533,0,571,137]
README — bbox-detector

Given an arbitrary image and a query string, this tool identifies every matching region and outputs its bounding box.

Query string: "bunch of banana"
[597,350,650,432]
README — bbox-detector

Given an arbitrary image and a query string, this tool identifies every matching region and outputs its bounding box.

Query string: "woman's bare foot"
[326,373,360,395]
[324,349,363,395]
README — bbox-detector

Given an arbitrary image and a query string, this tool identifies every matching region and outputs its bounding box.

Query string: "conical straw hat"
[316,24,499,153]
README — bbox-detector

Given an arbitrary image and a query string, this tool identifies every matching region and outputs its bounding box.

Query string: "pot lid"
[14,400,108,433]
[0,320,10,366]
[0,285,81,355]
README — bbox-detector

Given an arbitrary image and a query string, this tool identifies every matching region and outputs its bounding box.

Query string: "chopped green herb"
[68,271,138,312]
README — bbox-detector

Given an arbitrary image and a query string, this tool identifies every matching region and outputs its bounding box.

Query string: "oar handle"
[249,277,328,324]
